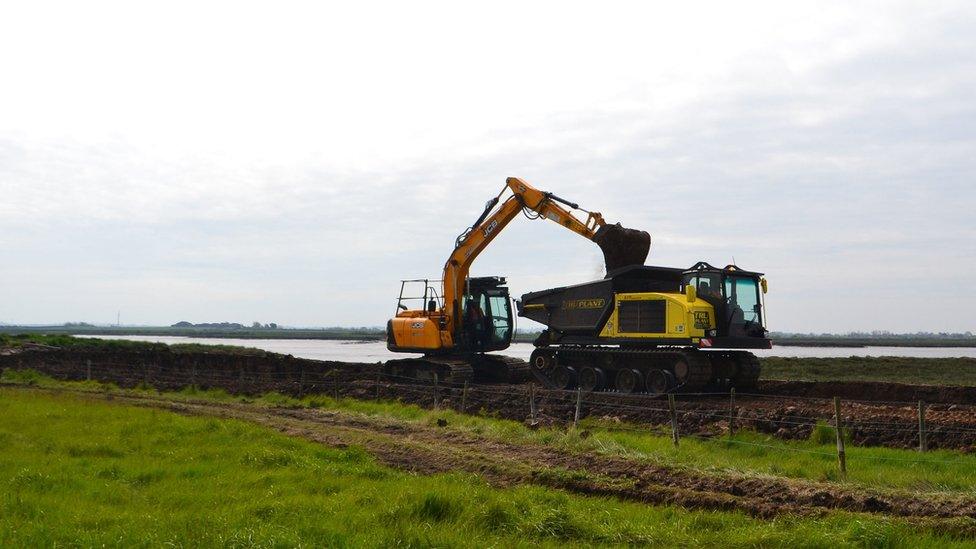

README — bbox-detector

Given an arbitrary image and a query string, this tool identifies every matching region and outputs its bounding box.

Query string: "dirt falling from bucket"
[593,223,651,274]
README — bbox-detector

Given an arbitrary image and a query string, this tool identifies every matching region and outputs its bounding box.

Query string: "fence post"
[728,387,736,437]
[190,360,197,387]
[529,385,537,424]
[433,373,440,409]
[375,370,381,399]
[834,396,847,478]
[461,380,469,413]
[238,365,245,393]
[918,400,927,452]
[333,369,339,400]
[573,387,582,429]
[668,393,680,448]
[86,360,92,382]
[298,366,306,398]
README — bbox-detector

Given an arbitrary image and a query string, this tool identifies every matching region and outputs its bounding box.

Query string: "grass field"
[2,387,975,547]
[761,356,976,386]
[5,368,976,495]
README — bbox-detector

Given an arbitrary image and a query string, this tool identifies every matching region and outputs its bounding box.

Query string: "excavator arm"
[441,177,650,338]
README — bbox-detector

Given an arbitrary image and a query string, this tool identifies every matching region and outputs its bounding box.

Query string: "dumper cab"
[679,262,770,349]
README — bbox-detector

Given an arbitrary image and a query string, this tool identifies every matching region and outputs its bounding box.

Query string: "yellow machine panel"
[390,316,444,351]
[599,292,716,341]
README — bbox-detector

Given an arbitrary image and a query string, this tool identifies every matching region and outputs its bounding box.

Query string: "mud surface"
[13,386,976,522]
[5,347,976,450]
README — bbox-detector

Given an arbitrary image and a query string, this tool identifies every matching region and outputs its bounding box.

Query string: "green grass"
[1,388,973,547]
[6,369,976,496]
[761,356,976,386]
[306,394,976,494]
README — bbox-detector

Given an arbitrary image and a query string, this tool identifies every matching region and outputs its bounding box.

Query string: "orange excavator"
[385,177,650,383]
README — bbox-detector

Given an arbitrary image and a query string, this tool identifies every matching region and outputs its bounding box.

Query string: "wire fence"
[3,353,976,474]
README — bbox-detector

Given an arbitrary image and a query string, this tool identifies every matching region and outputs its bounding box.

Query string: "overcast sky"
[2,1,974,333]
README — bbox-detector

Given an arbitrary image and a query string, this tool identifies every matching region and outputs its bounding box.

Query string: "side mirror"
[427,299,437,313]
[685,284,697,302]
[398,304,408,311]
[760,278,768,294]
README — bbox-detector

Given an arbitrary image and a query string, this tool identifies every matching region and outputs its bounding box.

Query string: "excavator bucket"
[593,223,651,274]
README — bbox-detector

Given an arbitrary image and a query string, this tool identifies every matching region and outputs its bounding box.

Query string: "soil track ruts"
[15,385,976,522]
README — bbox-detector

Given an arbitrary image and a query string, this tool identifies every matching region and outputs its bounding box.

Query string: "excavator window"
[487,294,512,344]
[461,290,513,350]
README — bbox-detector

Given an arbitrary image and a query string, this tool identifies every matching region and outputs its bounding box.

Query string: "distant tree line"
[171,321,279,330]
[771,331,974,339]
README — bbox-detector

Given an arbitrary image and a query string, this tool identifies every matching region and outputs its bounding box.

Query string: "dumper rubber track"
[384,357,474,385]
[730,351,761,390]
[529,346,717,394]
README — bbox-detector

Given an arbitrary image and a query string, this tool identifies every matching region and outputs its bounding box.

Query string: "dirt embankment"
[762,379,976,406]
[4,347,976,451]
[0,347,379,395]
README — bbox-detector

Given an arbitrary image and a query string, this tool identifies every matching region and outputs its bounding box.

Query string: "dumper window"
[683,274,722,300]
[726,276,762,326]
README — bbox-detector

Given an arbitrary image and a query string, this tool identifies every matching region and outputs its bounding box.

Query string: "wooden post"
[918,400,927,452]
[529,385,537,424]
[238,365,244,393]
[298,366,306,398]
[573,387,582,429]
[433,373,440,409]
[86,360,92,382]
[834,396,847,478]
[333,369,339,400]
[375,370,381,399]
[460,380,469,413]
[668,393,679,448]
[728,387,736,437]
[190,360,197,387]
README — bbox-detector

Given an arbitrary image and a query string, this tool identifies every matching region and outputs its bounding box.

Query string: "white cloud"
[1,0,974,332]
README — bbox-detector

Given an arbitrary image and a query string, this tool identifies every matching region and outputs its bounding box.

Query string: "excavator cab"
[460,276,513,352]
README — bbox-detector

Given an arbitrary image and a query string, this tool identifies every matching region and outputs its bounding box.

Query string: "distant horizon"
[1,322,973,339]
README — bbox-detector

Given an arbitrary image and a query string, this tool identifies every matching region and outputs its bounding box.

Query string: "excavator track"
[385,354,530,386]
[384,357,474,385]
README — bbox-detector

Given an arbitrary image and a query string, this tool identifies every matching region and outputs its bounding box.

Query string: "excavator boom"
[440,177,650,339]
